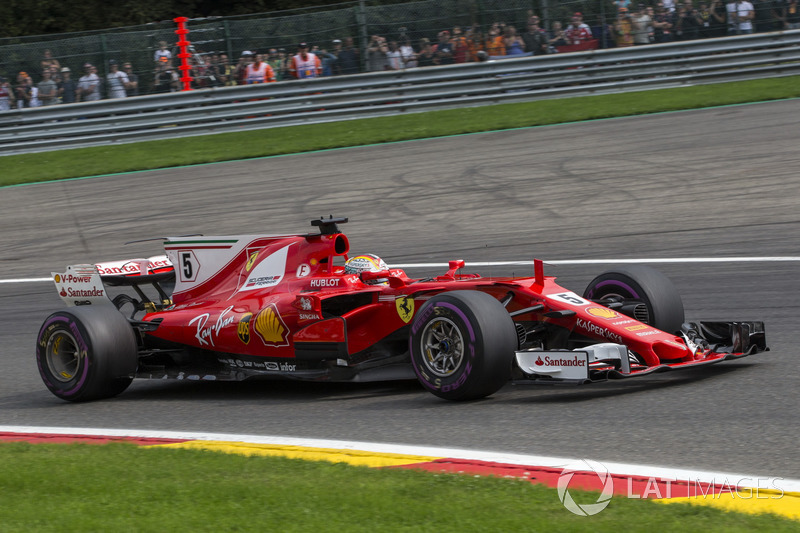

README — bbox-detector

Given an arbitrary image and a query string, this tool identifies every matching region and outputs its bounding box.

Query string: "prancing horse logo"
[396,296,414,323]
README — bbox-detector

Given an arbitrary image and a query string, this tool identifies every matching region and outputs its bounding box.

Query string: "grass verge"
[2,75,799,187]
[0,442,795,532]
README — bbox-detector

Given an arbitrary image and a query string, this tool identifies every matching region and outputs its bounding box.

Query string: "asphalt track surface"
[1,100,798,479]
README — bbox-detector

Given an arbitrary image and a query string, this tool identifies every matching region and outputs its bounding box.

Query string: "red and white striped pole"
[174,17,193,91]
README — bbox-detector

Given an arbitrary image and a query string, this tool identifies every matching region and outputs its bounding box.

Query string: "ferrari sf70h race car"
[37,217,767,402]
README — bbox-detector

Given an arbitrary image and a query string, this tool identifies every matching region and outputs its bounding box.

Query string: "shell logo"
[54,274,61,283]
[254,304,289,347]
[586,307,620,319]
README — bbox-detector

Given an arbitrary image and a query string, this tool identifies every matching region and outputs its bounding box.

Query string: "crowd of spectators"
[1,0,798,110]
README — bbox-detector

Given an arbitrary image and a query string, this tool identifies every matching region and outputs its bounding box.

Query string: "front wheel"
[583,265,685,334]
[36,307,138,402]
[409,291,517,401]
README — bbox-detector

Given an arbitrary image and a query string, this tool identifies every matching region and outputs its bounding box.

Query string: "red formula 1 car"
[37,217,767,402]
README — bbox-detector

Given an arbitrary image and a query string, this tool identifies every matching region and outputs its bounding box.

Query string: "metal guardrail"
[2,31,799,156]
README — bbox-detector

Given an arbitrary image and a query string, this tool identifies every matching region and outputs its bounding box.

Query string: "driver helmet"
[344,254,388,284]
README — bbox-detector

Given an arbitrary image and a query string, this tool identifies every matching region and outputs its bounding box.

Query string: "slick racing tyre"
[583,265,685,334]
[36,307,138,402]
[409,290,516,401]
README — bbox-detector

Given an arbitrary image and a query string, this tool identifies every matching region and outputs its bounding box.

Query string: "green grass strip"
[0,442,795,532]
[2,75,799,188]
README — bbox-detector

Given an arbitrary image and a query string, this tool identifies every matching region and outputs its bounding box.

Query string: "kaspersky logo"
[557,459,614,516]
[254,304,289,347]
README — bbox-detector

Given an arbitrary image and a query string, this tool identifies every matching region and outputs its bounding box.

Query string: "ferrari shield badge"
[245,251,259,271]
[396,296,414,323]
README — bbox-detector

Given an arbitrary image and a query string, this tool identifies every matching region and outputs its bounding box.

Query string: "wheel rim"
[420,317,464,377]
[46,331,82,383]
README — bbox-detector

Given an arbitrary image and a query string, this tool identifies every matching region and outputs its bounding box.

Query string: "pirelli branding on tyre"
[409,291,516,401]
[411,301,476,395]
[36,314,90,395]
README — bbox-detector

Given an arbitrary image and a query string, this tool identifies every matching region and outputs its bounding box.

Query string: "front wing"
[514,321,767,384]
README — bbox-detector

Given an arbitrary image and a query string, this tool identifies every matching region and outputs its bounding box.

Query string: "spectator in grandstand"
[752,0,776,31]
[484,26,506,56]
[433,31,455,64]
[245,53,276,83]
[15,72,40,108]
[318,43,340,76]
[337,38,360,74]
[323,40,342,75]
[523,16,549,55]
[451,26,470,63]
[290,42,322,78]
[57,67,77,103]
[613,7,635,46]
[675,3,704,39]
[40,49,61,74]
[548,21,568,51]
[264,49,282,81]
[0,77,15,111]
[726,0,755,34]
[653,4,676,41]
[771,1,787,28]
[786,0,800,29]
[565,12,594,44]
[153,60,178,93]
[417,38,435,66]
[52,65,63,83]
[202,54,222,87]
[465,26,484,61]
[386,41,403,69]
[632,4,654,44]
[613,0,632,11]
[77,63,101,102]
[154,41,172,63]
[706,0,730,35]
[400,38,418,67]
[37,68,58,105]
[106,60,129,98]
[234,51,253,85]
[122,63,139,97]
[366,35,389,71]
[773,0,800,30]
[663,0,677,11]
[503,26,526,55]
[214,53,233,85]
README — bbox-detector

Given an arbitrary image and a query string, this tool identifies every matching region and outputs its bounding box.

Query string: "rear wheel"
[583,265,685,334]
[409,291,516,401]
[36,307,138,402]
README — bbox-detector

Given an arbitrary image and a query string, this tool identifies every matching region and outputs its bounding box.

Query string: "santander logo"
[535,356,544,366]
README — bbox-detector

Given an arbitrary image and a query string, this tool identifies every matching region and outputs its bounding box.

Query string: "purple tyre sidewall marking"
[37,314,91,396]
[588,279,641,299]
[409,300,476,392]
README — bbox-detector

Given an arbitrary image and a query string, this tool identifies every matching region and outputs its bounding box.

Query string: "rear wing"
[52,255,175,308]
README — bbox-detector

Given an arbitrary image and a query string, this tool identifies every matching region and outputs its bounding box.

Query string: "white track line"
[1,425,798,492]
[3,257,800,284]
